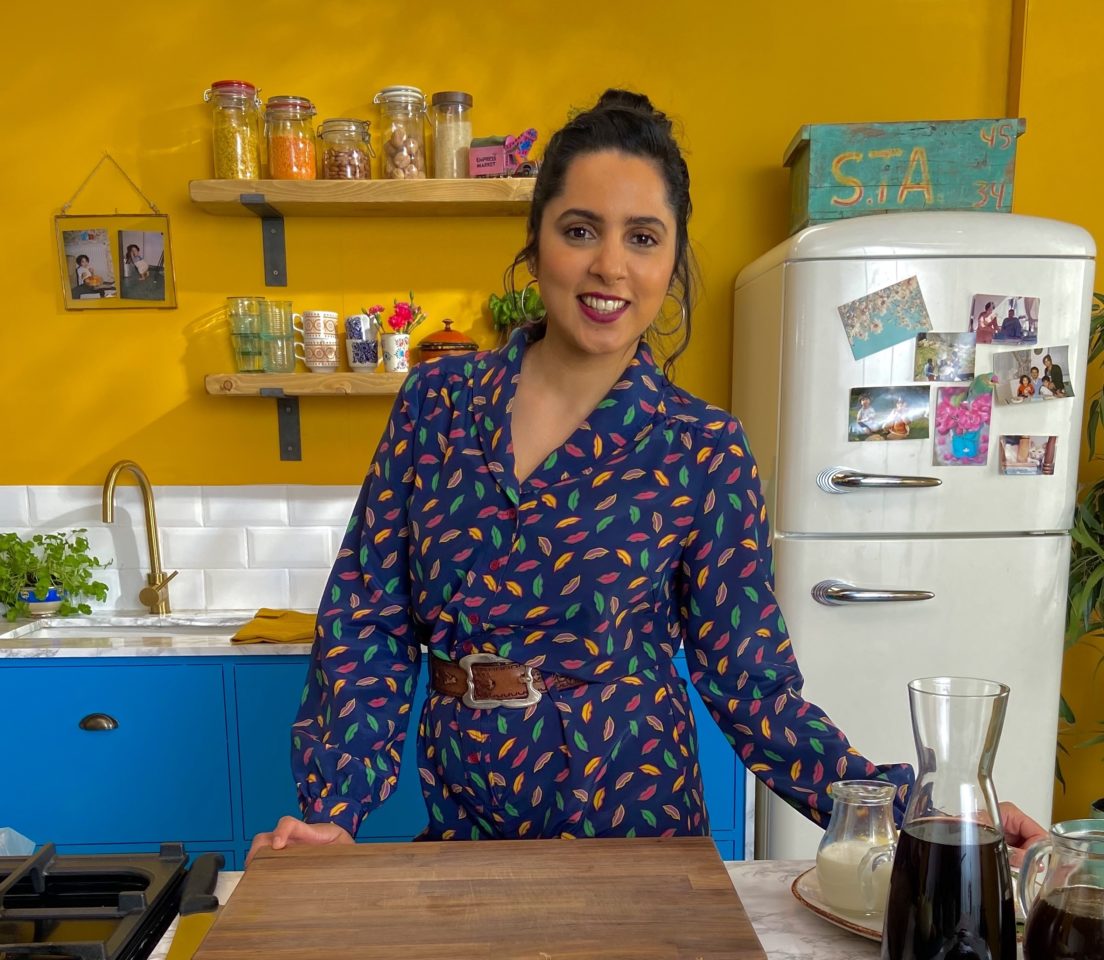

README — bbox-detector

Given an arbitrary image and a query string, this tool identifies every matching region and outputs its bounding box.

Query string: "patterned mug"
[295,340,339,372]
[381,333,410,373]
[346,338,379,370]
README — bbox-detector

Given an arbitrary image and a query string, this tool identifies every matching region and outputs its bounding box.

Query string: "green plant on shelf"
[0,529,110,621]
[1060,290,1104,788]
[488,284,545,335]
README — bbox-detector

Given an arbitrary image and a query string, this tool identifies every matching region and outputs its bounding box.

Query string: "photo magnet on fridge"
[837,276,933,360]
[969,293,1039,345]
[914,332,976,382]
[848,385,930,442]
[991,345,1072,404]
[933,380,993,466]
[998,435,1058,476]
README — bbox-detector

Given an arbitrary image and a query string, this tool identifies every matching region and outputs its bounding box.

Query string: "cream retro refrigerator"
[731,212,1096,859]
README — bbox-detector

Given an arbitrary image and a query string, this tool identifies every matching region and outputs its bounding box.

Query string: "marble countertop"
[148,860,885,960]
[0,612,311,658]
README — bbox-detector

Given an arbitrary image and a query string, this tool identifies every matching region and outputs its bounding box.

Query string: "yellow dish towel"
[231,608,317,643]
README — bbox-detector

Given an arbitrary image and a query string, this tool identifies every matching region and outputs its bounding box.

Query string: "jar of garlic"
[204,80,262,179]
[373,85,427,180]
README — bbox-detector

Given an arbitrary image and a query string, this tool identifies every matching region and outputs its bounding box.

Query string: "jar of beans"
[204,80,262,179]
[318,118,374,180]
[372,85,427,180]
[265,95,317,180]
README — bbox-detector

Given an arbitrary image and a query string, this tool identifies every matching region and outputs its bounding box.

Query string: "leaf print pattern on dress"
[292,329,913,839]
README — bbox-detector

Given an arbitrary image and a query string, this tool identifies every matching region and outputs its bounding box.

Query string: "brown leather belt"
[430,653,585,709]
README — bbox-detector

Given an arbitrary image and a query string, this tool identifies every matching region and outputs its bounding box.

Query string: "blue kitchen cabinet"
[0,660,233,848]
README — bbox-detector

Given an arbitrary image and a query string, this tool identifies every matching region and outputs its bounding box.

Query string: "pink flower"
[384,292,427,334]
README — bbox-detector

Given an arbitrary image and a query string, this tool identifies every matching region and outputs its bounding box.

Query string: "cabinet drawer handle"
[79,713,119,731]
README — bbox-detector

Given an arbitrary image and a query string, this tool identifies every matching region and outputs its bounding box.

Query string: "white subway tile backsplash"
[0,487,30,526]
[205,569,290,610]
[151,487,204,526]
[9,486,366,612]
[162,528,248,569]
[289,569,329,612]
[248,528,331,568]
[288,485,359,526]
[28,486,102,527]
[203,486,289,526]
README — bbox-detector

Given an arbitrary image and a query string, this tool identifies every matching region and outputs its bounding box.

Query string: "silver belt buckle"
[458,652,542,709]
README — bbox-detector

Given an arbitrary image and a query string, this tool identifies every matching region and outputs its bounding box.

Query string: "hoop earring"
[518,278,542,323]
[651,292,686,338]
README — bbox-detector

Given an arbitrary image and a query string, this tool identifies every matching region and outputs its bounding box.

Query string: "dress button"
[468,613,480,625]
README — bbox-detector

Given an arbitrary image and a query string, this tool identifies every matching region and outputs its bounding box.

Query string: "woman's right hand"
[246,817,354,866]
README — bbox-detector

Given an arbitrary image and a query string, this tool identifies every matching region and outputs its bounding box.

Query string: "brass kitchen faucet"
[102,460,178,615]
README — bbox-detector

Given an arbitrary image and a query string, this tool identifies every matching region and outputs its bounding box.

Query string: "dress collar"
[472,328,669,500]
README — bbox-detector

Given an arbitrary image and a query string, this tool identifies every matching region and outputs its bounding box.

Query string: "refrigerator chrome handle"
[812,580,935,605]
[817,467,943,493]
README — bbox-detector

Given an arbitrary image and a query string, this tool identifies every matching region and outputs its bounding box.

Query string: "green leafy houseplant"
[1060,291,1104,788]
[0,529,110,621]
[488,285,545,335]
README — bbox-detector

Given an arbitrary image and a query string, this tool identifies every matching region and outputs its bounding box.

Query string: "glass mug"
[227,296,264,372]
[815,780,897,916]
[1020,819,1104,959]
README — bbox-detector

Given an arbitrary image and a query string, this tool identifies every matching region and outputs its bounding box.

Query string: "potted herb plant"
[1062,291,1104,812]
[0,529,110,620]
[488,283,545,342]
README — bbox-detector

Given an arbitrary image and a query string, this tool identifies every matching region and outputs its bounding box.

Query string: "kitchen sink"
[3,613,249,642]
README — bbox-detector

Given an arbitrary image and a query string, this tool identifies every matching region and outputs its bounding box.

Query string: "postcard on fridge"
[838,276,933,361]
[848,385,931,442]
[970,293,1039,346]
[914,332,976,382]
[998,435,1058,476]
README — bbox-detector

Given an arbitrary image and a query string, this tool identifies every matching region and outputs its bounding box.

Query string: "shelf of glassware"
[188,178,535,217]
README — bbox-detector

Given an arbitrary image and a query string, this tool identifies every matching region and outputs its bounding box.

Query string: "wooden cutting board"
[194,837,767,959]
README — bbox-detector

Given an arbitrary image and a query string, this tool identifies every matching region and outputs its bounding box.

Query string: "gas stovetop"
[0,842,188,960]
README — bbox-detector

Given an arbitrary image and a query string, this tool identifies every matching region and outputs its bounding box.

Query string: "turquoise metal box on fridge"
[783,118,1025,235]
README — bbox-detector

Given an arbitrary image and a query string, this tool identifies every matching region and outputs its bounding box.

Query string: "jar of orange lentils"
[264,95,317,180]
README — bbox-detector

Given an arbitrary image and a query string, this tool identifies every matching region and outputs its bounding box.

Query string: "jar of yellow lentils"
[204,80,262,179]
[265,95,317,180]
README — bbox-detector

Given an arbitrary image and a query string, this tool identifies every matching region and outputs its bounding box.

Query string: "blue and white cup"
[346,337,379,371]
[345,314,370,340]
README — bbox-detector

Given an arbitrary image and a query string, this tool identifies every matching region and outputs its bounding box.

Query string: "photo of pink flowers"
[933,381,993,466]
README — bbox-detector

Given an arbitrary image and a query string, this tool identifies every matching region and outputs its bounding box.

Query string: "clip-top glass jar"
[318,118,374,180]
[204,80,261,179]
[430,91,473,179]
[373,86,427,180]
[265,95,317,180]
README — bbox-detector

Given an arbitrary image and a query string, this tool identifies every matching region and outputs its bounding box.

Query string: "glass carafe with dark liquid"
[881,677,1016,960]
[1019,819,1104,960]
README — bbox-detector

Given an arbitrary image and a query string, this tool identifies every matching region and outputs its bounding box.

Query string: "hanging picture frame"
[55,154,177,311]
[56,213,177,310]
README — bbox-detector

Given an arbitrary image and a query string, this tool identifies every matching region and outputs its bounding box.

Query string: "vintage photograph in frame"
[56,213,176,310]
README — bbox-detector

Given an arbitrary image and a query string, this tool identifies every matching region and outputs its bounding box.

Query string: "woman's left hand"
[999,801,1048,867]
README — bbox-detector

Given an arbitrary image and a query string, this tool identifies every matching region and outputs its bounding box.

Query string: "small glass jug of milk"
[815,780,898,917]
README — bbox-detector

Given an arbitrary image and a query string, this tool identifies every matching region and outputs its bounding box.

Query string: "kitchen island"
[151,860,882,960]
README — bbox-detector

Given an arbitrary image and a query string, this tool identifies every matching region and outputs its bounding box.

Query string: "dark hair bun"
[594,89,671,132]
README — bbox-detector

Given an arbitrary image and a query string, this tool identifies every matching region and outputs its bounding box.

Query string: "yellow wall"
[1013,0,1104,821]
[7,1,1096,812]
[4,0,1009,484]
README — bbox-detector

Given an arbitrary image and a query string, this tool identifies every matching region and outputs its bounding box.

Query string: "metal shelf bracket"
[239,193,287,286]
[260,388,301,460]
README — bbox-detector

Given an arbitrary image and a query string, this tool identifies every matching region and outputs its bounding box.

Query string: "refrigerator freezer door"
[772,255,1094,536]
[759,533,1067,861]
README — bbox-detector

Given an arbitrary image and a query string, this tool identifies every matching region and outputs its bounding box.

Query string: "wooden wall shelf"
[189,178,535,217]
[205,372,406,460]
[205,372,406,397]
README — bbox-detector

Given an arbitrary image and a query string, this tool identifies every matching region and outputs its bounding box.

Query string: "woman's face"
[533,149,677,364]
